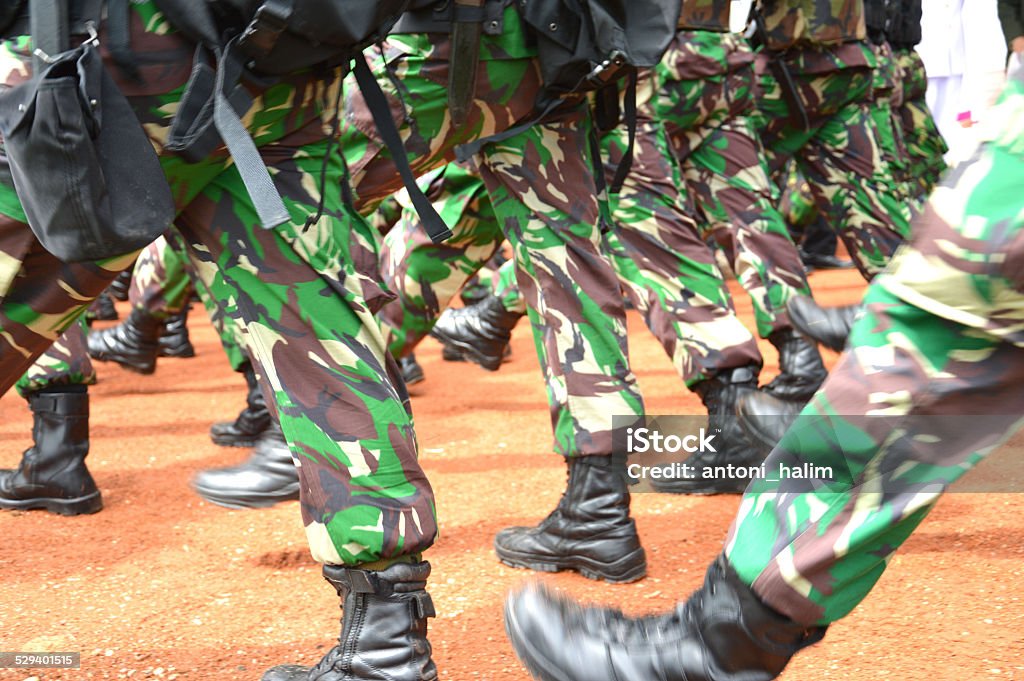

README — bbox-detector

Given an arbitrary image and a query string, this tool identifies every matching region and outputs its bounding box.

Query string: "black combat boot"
[651,366,762,495]
[787,296,860,353]
[158,307,195,358]
[505,555,826,681]
[494,455,647,583]
[762,328,827,402]
[85,292,119,323]
[0,390,102,515]
[87,307,162,374]
[737,390,805,455]
[399,353,425,385]
[210,362,272,447]
[429,295,524,371]
[262,560,438,681]
[108,268,133,301]
[192,422,298,509]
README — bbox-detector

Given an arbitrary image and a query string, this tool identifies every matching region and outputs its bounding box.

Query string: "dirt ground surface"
[2,267,1024,681]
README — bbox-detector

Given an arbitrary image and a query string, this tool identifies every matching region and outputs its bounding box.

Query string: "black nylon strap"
[353,56,452,243]
[212,41,290,229]
[29,0,68,72]
[106,0,140,80]
[608,69,637,195]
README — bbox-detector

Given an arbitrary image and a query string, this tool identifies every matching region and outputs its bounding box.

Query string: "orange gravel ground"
[2,268,1023,681]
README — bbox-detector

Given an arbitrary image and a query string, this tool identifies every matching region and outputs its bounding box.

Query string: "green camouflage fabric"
[725,70,1024,625]
[380,130,763,388]
[865,42,916,217]
[756,44,911,279]
[779,168,818,231]
[598,67,763,385]
[677,0,733,31]
[14,319,95,397]
[653,28,812,339]
[378,163,503,359]
[162,229,250,373]
[894,47,948,199]
[758,0,867,52]
[129,234,193,319]
[0,3,655,561]
[379,31,779,389]
[492,258,526,315]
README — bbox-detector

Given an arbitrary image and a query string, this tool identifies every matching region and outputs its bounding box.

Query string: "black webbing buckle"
[239,0,292,59]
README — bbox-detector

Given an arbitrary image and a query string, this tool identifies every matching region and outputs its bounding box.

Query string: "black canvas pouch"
[0,41,174,262]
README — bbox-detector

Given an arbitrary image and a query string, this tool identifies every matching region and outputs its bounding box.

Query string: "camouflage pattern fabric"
[380,31,779,387]
[14,319,95,397]
[162,229,251,373]
[756,44,911,280]
[0,3,650,561]
[129,234,193,319]
[491,258,526,315]
[725,71,1024,625]
[866,42,915,213]
[378,163,503,359]
[653,28,812,339]
[779,169,818,232]
[677,0,732,31]
[758,0,867,52]
[894,47,948,199]
[599,67,763,386]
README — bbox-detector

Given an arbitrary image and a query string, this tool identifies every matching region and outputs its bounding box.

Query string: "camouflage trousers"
[894,48,948,200]
[653,30,811,339]
[598,68,762,386]
[13,319,95,398]
[725,74,1024,625]
[139,230,250,373]
[867,42,914,215]
[130,234,192,318]
[491,258,526,314]
[380,67,765,389]
[0,4,650,562]
[758,49,911,280]
[379,163,503,358]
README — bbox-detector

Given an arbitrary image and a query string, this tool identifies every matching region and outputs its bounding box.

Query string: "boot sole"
[88,350,156,375]
[158,347,196,358]
[495,545,647,584]
[504,599,579,681]
[0,491,103,516]
[192,483,300,510]
[209,435,262,448]
[429,334,502,372]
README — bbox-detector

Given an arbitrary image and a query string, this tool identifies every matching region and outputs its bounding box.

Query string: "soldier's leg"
[652,38,826,405]
[602,79,762,390]
[895,48,948,200]
[174,145,438,567]
[427,252,526,370]
[2,319,102,515]
[865,43,915,215]
[656,37,811,341]
[341,30,649,581]
[596,70,769,495]
[503,72,1024,681]
[478,110,647,581]
[490,257,526,314]
[0,214,134,396]
[378,163,504,359]
[88,234,195,373]
[760,67,909,279]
